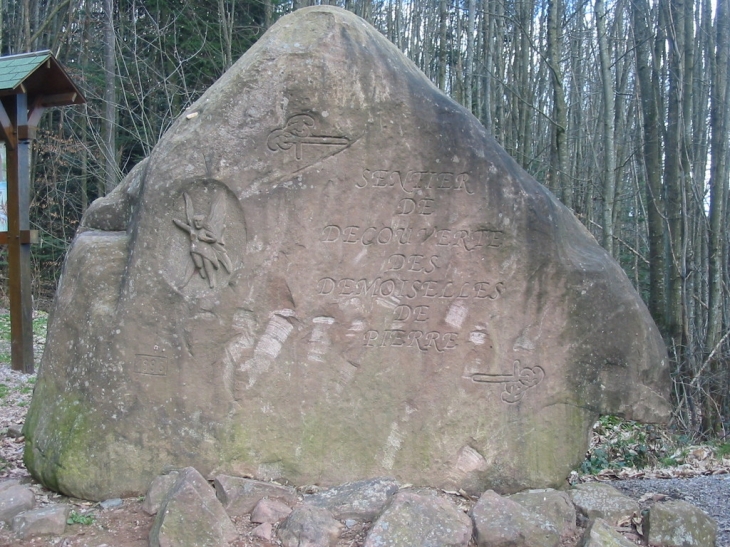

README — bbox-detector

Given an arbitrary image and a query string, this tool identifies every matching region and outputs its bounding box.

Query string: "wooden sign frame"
[0,51,84,374]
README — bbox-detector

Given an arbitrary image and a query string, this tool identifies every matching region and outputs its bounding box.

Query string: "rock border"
[0,472,719,546]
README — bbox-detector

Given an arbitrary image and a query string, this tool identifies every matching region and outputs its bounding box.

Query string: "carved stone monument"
[24,6,670,501]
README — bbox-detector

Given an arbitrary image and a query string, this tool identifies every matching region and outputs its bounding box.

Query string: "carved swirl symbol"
[267,114,349,160]
[470,360,545,404]
[501,363,545,403]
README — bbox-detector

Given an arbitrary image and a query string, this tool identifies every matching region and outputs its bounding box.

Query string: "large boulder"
[23,5,669,500]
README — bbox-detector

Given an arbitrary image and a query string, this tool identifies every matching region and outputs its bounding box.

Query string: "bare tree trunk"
[218,0,234,70]
[611,2,629,235]
[491,0,505,141]
[481,0,494,131]
[517,0,533,167]
[80,0,90,211]
[704,0,730,435]
[453,4,463,103]
[567,0,585,217]
[547,0,568,207]
[438,0,448,91]
[632,0,668,331]
[103,0,117,194]
[707,0,728,350]
[595,0,616,255]
[664,0,688,354]
[265,0,272,29]
[465,0,476,112]
[22,0,31,50]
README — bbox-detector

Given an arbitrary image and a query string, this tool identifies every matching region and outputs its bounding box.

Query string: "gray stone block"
[11,504,70,540]
[364,491,472,547]
[149,467,237,547]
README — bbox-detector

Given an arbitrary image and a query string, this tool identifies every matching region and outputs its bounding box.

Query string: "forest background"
[0,0,727,441]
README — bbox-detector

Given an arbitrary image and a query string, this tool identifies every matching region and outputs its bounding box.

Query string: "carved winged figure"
[173,192,233,289]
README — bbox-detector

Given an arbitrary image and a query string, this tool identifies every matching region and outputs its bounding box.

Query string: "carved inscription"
[394,304,430,321]
[135,354,167,376]
[317,277,505,300]
[364,330,458,352]
[466,360,544,403]
[316,163,512,360]
[267,115,350,160]
[358,169,476,195]
[320,225,503,251]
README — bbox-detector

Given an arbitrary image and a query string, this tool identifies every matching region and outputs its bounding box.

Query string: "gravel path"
[611,475,730,546]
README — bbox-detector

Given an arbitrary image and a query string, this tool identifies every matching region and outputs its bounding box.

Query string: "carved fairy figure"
[173,191,233,289]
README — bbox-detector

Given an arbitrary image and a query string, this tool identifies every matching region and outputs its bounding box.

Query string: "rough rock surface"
[645,500,717,547]
[23,5,670,500]
[149,467,237,547]
[11,504,70,540]
[0,473,723,546]
[305,477,399,521]
[252,521,273,540]
[250,498,293,523]
[142,470,180,515]
[214,475,297,516]
[471,489,559,547]
[610,475,729,546]
[569,482,640,526]
[508,488,576,537]
[363,491,472,547]
[277,505,343,547]
[579,518,636,547]
[0,484,34,523]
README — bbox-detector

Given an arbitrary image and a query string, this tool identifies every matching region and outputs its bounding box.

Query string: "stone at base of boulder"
[0,480,20,494]
[142,471,180,515]
[471,489,560,547]
[149,467,237,547]
[645,500,717,547]
[363,491,472,547]
[99,498,123,510]
[214,475,298,516]
[304,477,399,521]
[11,504,70,539]
[569,483,640,526]
[0,471,721,547]
[0,484,35,523]
[277,505,343,547]
[579,518,636,547]
[252,521,273,540]
[250,498,292,524]
[508,488,576,537]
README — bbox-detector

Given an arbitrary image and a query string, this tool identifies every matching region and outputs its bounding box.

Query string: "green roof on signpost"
[0,50,84,105]
[0,51,52,91]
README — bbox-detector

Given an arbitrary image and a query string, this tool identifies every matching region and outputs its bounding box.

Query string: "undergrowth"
[581,414,730,476]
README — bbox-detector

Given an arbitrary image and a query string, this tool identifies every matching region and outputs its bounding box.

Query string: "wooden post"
[0,51,85,373]
[6,94,35,374]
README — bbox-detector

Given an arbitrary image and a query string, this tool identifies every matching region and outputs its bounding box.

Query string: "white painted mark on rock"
[257,313,294,359]
[380,422,404,470]
[445,301,468,329]
[308,317,334,362]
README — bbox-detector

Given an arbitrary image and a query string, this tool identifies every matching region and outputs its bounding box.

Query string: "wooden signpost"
[0,51,84,374]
